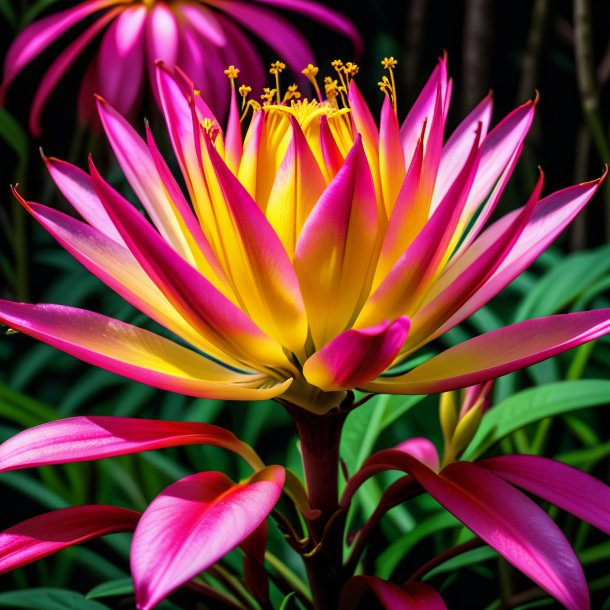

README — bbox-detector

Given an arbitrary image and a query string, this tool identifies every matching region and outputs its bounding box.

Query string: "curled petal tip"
[533,89,541,106]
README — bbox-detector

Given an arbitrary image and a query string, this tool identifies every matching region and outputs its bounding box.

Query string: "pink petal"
[88,159,288,367]
[1,0,117,94]
[303,317,410,391]
[395,438,440,472]
[430,175,605,339]
[364,309,610,395]
[0,416,262,472]
[145,2,180,105]
[132,466,285,610]
[480,455,610,535]
[177,2,227,46]
[403,172,543,351]
[358,124,481,327]
[294,137,380,348]
[464,99,535,218]
[249,0,362,55]
[0,505,139,575]
[432,93,493,211]
[0,301,289,400]
[211,0,314,76]
[42,158,125,245]
[97,6,146,116]
[340,577,447,610]
[400,57,449,166]
[199,136,309,354]
[379,95,406,214]
[348,452,588,610]
[29,8,120,135]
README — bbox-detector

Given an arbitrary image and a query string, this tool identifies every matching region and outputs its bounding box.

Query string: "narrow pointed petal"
[403,172,543,351]
[430,176,605,339]
[480,455,610,536]
[358,126,481,327]
[1,0,117,95]
[0,506,139,575]
[16,195,245,368]
[432,94,493,210]
[97,7,146,116]
[249,0,362,54]
[0,301,290,400]
[43,157,125,245]
[364,309,610,395]
[96,96,226,283]
[303,317,410,391]
[340,577,447,610]
[400,57,449,164]
[266,118,326,256]
[463,99,535,219]
[29,9,119,135]
[348,452,588,610]
[379,95,406,215]
[224,83,244,174]
[0,416,263,472]
[295,137,380,348]
[132,467,284,610]
[88,160,288,367]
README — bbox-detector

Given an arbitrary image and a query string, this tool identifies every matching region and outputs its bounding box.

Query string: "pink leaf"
[0,416,263,472]
[340,576,447,609]
[132,466,284,610]
[480,455,610,535]
[0,505,139,575]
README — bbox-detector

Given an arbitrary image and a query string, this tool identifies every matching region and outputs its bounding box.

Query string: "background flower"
[0,0,361,135]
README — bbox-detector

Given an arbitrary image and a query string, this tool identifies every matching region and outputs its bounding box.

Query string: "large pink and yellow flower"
[0,0,361,134]
[2,57,610,413]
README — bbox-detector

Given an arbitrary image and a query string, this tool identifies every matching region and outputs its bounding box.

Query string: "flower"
[0,0,361,135]
[2,57,610,414]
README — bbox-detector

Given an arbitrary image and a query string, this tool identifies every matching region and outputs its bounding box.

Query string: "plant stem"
[286,404,349,610]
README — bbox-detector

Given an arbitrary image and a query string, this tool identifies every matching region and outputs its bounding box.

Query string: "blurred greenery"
[1,1,610,609]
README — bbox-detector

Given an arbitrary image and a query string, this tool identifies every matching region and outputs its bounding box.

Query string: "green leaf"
[87,578,133,599]
[279,592,296,610]
[0,0,16,27]
[464,380,610,460]
[424,546,497,579]
[0,589,111,610]
[376,511,460,579]
[0,108,28,163]
[513,246,610,322]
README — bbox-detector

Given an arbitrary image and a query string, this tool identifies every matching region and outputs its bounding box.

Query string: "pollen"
[224,65,240,80]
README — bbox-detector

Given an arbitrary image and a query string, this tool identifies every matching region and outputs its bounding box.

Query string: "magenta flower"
[1,58,609,414]
[0,0,361,135]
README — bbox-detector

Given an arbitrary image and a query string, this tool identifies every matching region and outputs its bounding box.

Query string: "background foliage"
[1,1,610,608]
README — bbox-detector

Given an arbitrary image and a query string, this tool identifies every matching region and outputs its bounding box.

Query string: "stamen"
[331,59,348,93]
[261,87,277,106]
[269,61,286,104]
[381,56,398,113]
[324,76,340,109]
[302,64,323,102]
[238,84,252,110]
[283,83,302,103]
[223,65,240,83]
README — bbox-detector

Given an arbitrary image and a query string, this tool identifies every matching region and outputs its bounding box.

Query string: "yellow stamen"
[332,59,348,93]
[283,83,302,103]
[302,64,323,101]
[269,61,286,104]
[261,87,277,107]
[238,84,252,110]
[224,65,240,81]
[381,56,398,113]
